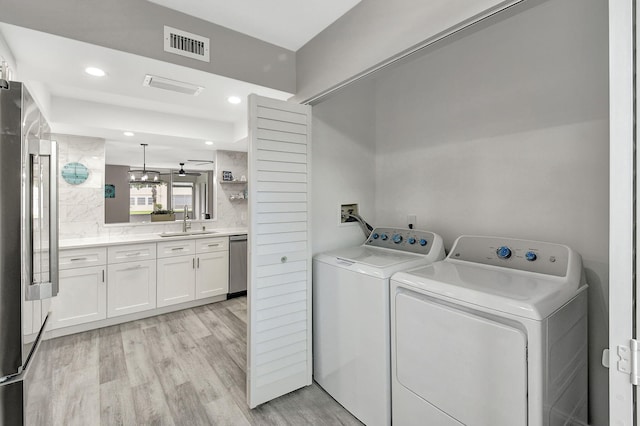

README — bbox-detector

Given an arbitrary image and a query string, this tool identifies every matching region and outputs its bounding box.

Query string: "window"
[130,197,135,206]
[136,197,145,205]
[147,197,154,205]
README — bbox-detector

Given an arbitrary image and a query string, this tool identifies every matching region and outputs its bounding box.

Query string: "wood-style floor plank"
[37,296,362,425]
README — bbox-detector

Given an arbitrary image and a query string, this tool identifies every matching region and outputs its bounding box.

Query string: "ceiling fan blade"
[187,159,214,166]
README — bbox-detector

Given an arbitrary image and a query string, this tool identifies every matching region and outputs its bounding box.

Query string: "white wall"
[311,79,377,255]
[311,0,609,423]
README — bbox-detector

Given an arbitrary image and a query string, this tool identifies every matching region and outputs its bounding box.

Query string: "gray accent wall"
[312,0,608,423]
[105,164,131,224]
[0,0,295,93]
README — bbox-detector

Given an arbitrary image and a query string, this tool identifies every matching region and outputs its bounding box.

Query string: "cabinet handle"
[123,265,142,271]
[172,247,184,251]
[70,257,87,261]
[207,243,220,247]
[125,252,141,257]
[102,269,105,282]
[197,258,200,268]
[193,258,195,269]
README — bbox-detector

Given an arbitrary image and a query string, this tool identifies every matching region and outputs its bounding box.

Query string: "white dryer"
[313,227,445,426]
[390,235,588,426]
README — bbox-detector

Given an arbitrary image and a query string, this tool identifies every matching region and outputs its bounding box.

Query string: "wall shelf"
[220,181,247,184]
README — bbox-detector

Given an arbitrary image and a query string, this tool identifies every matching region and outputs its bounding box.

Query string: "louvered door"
[247,94,312,408]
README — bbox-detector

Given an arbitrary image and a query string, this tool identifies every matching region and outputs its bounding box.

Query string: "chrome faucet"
[182,205,191,232]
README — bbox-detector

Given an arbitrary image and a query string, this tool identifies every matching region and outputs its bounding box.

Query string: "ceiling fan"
[174,162,201,177]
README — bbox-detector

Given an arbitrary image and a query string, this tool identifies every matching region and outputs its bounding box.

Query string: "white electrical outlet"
[408,214,417,226]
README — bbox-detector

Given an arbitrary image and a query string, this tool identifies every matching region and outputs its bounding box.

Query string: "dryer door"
[395,289,527,426]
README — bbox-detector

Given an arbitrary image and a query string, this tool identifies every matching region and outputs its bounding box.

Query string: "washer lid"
[314,246,438,279]
[392,261,584,320]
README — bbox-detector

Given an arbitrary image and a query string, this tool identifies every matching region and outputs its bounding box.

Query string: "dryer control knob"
[392,234,403,244]
[419,239,428,246]
[408,237,416,245]
[525,251,537,262]
[496,246,512,259]
[381,234,388,241]
[372,233,379,240]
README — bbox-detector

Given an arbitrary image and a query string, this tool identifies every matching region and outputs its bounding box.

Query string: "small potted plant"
[151,205,175,222]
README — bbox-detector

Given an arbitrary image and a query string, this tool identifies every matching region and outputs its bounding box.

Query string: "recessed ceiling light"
[227,96,242,104]
[85,67,106,77]
[123,131,135,137]
[205,141,214,145]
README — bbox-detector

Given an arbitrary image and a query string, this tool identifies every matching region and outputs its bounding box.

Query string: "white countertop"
[60,228,247,249]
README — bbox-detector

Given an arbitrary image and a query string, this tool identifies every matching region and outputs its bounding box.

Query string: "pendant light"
[129,143,162,184]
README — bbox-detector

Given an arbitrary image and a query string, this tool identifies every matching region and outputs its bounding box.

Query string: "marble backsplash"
[55,134,247,239]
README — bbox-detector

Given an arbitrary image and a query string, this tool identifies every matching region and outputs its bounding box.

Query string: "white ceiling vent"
[164,26,210,62]
[143,74,205,96]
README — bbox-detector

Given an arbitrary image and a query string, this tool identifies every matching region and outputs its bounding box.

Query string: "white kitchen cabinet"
[51,265,106,329]
[107,243,157,317]
[196,250,229,299]
[108,260,157,317]
[157,237,229,306]
[51,247,107,330]
[157,254,196,307]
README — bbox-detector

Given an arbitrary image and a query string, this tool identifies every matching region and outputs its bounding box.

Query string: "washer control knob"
[392,234,403,244]
[381,233,388,241]
[525,251,537,262]
[419,239,428,246]
[372,233,379,240]
[408,237,416,245]
[496,246,512,259]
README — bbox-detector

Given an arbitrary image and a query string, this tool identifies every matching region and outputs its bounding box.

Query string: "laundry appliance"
[391,235,588,426]
[313,227,445,426]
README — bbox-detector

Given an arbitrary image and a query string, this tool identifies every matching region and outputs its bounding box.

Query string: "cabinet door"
[196,251,229,299]
[157,255,196,307]
[51,266,106,329]
[108,260,157,317]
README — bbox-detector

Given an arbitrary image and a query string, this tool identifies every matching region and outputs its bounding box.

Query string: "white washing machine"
[313,227,445,426]
[391,235,588,426]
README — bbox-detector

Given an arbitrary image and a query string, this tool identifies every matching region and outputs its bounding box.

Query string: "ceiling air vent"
[143,74,204,96]
[164,26,210,63]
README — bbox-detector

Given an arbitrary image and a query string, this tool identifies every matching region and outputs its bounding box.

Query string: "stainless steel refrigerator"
[0,81,59,425]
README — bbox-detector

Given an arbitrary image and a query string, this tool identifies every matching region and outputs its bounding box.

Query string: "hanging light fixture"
[178,162,186,177]
[129,143,162,184]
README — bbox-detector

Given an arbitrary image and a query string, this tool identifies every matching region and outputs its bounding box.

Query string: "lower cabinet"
[157,255,196,308]
[108,260,157,317]
[157,236,230,307]
[196,251,229,299]
[52,236,234,333]
[51,265,107,330]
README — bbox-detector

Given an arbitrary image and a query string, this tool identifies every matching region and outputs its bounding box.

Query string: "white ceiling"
[147,0,361,51]
[0,23,294,168]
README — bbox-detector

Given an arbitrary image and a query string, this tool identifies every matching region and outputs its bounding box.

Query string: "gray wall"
[312,78,377,255]
[312,0,609,424]
[105,164,131,224]
[0,0,295,93]
[295,0,523,102]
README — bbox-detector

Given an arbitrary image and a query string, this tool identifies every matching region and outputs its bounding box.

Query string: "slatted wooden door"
[247,94,312,408]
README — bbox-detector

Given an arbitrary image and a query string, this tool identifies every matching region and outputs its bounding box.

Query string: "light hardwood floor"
[42,297,362,425]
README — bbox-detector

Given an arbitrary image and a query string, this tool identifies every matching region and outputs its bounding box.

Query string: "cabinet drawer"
[157,240,196,258]
[195,236,229,253]
[108,243,156,264]
[59,247,107,270]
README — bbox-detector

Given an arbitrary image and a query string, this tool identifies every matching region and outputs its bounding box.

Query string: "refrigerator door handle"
[25,139,58,301]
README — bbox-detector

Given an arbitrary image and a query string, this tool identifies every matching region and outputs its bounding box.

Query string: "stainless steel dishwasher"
[228,234,247,297]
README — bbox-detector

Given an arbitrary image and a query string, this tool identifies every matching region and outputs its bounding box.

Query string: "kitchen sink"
[159,230,218,237]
